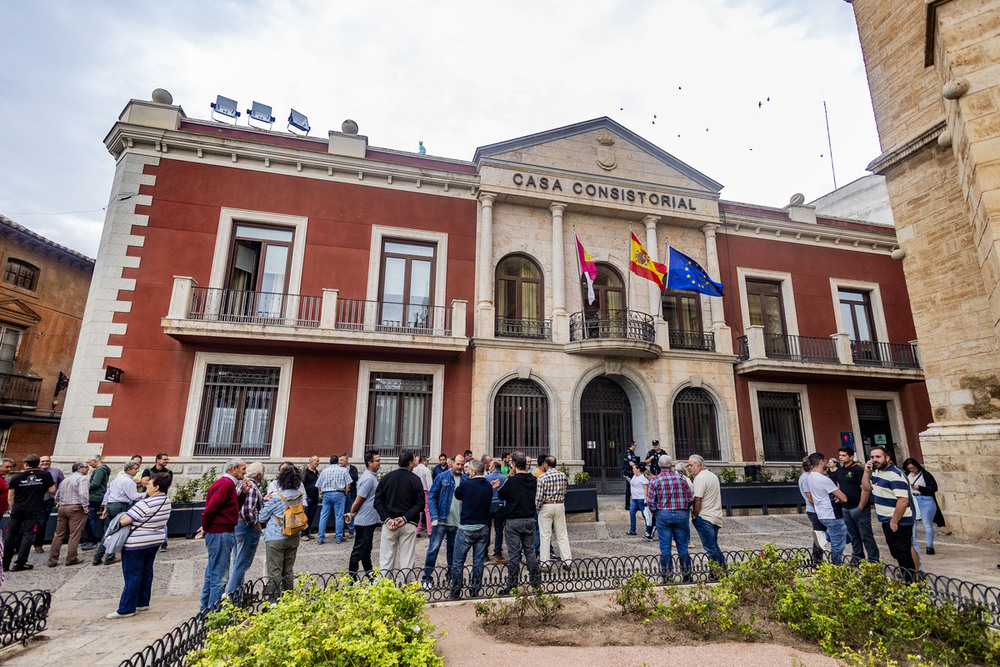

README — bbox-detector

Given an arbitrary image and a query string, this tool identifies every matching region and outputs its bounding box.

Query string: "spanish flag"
[629,232,667,290]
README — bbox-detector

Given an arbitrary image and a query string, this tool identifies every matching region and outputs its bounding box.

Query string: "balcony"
[669,329,716,352]
[0,371,41,409]
[565,309,661,358]
[735,326,923,381]
[494,317,552,341]
[162,278,469,355]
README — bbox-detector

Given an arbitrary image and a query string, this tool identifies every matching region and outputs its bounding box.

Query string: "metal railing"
[336,298,452,336]
[188,287,321,327]
[0,372,42,408]
[669,329,715,352]
[737,335,749,361]
[764,333,839,363]
[851,340,921,369]
[495,317,552,340]
[569,309,655,343]
[0,589,51,648]
[120,548,1000,667]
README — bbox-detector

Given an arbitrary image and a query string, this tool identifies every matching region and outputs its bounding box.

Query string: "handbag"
[101,496,168,557]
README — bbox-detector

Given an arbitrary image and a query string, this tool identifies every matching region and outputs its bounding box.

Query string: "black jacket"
[454,477,493,526]
[497,472,537,520]
[912,469,946,527]
[373,468,425,525]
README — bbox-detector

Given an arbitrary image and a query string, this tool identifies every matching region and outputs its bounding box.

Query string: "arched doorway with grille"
[580,376,634,493]
[492,378,550,463]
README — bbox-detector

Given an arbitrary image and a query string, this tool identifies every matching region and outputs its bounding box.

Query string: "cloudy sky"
[0,1,879,258]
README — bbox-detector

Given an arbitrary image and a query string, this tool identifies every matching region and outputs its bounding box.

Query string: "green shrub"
[475,587,563,626]
[187,574,441,666]
[781,468,801,483]
[756,467,774,483]
[655,582,758,640]
[719,468,738,483]
[611,572,658,616]
[198,467,218,499]
[573,471,591,486]
[171,478,200,504]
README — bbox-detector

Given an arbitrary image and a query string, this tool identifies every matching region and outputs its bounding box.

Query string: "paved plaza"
[2,500,998,665]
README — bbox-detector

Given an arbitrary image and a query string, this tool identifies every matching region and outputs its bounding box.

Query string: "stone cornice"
[719,206,899,253]
[866,121,947,175]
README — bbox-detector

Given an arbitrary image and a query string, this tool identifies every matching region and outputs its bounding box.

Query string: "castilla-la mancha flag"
[576,235,598,305]
[629,232,667,290]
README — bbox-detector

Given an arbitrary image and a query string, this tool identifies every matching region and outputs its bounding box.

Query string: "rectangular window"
[366,372,432,457]
[0,325,21,374]
[663,289,714,350]
[224,224,294,321]
[3,259,38,291]
[378,240,436,331]
[757,391,806,462]
[194,365,280,457]
[745,279,786,334]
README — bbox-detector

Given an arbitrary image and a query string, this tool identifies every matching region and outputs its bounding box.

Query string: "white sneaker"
[106,611,135,619]
[136,606,149,611]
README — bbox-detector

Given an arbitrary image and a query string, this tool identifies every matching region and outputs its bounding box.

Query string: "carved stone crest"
[596,134,617,171]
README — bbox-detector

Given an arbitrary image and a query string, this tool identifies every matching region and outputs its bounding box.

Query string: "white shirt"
[798,473,815,512]
[102,473,145,505]
[414,463,433,492]
[692,469,724,527]
[629,474,648,501]
[806,471,839,521]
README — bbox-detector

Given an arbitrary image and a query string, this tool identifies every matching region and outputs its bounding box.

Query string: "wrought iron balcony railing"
[336,298,452,336]
[851,340,921,369]
[764,334,840,363]
[494,317,552,340]
[569,309,655,343]
[669,329,716,352]
[0,371,42,408]
[189,287,321,327]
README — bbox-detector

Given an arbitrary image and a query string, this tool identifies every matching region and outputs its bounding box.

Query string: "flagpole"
[626,225,633,317]
[573,229,586,340]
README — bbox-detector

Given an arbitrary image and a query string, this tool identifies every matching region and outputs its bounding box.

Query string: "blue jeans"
[227,522,262,596]
[913,495,936,548]
[450,525,488,598]
[422,523,457,583]
[655,509,691,578]
[200,531,235,611]
[843,505,880,562]
[692,515,725,570]
[629,499,647,534]
[85,500,104,545]
[819,517,847,565]
[317,492,346,542]
[118,546,159,614]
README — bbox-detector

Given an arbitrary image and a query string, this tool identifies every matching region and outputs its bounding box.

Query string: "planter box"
[564,485,599,521]
[719,482,803,516]
[167,502,206,538]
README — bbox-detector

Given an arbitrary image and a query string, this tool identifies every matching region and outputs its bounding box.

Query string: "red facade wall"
[94,159,477,459]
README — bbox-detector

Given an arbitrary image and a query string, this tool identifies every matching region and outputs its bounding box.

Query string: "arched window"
[580,263,625,315]
[673,387,720,460]
[495,255,546,338]
[493,379,548,460]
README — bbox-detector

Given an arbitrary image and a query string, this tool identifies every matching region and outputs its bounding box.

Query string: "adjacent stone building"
[0,215,94,461]
[850,0,1000,539]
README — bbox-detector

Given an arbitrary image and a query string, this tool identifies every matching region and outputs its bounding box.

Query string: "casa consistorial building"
[53,91,931,490]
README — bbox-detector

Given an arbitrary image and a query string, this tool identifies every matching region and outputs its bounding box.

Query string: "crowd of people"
[0,443,949,613]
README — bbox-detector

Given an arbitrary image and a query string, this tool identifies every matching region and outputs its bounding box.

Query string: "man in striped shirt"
[316,455,352,544]
[859,446,916,574]
[534,455,572,571]
[646,454,693,582]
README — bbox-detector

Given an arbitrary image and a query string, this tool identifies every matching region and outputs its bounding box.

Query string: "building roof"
[0,214,95,267]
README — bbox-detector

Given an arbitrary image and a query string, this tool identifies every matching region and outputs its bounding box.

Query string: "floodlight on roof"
[247,101,275,130]
[210,95,240,123]
[288,108,310,135]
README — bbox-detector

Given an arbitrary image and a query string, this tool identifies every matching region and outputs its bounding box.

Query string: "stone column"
[476,193,496,338]
[643,215,660,316]
[703,224,725,328]
[550,203,569,342]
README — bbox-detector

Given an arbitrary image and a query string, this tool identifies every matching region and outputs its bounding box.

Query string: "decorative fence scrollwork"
[0,589,51,648]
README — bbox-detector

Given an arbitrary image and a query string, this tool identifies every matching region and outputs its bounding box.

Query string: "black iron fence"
[119,548,1000,667]
[765,333,839,363]
[569,309,655,343]
[851,340,921,369]
[0,589,51,649]
[188,287,322,327]
[669,329,716,352]
[494,317,552,340]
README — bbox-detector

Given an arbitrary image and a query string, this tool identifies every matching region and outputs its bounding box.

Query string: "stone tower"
[850,0,1000,538]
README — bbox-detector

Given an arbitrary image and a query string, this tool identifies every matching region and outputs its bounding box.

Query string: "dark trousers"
[3,509,40,569]
[348,523,377,577]
[881,521,916,575]
[450,526,488,598]
[843,505,880,563]
[85,500,104,544]
[33,499,55,547]
[118,546,159,614]
[503,517,540,590]
[305,495,319,535]
[485,503,505,557]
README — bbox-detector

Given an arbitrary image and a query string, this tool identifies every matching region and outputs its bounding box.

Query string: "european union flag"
[666,247,724,297]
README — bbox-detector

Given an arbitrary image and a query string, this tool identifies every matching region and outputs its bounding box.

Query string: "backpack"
[274,491,308,536]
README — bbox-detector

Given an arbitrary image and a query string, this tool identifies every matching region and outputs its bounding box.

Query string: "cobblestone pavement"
[2,500,998,665]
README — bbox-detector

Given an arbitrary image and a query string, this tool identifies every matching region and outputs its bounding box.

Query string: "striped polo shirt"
[123,496,172,550]
[870,464,913,525]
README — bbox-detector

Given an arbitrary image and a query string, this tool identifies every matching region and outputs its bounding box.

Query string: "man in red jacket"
[198,458,246,611]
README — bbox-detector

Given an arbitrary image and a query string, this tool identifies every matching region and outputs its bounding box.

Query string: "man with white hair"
[647,453,693,583]
[227,461,265,596]
[93,460,144,566]
[687,455,725,572]
[198,458,246,611]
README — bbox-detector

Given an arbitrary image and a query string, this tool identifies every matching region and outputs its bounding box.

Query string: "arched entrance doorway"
[580,376,633,493]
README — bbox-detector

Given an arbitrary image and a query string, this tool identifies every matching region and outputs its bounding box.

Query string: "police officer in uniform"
[644,440,664,476]
[621,441,640,509]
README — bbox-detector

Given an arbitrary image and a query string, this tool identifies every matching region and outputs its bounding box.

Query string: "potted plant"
[564,470,598,520]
